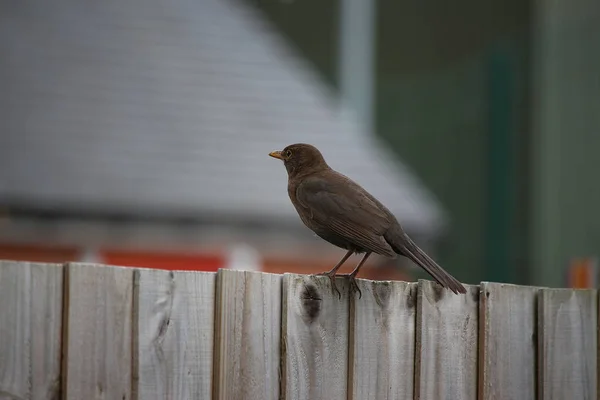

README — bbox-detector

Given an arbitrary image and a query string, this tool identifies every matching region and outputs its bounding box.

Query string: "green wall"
[376,59,488,284]
[376,2,531,284]
[530,2,600,287]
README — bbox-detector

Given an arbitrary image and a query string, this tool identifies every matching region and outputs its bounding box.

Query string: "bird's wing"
[296,175,395,257]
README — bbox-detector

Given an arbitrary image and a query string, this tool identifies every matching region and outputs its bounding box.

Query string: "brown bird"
[269,143,466,298]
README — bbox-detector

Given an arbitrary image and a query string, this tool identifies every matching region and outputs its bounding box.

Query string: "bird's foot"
[338,273,362,299]
[312,271,342,299]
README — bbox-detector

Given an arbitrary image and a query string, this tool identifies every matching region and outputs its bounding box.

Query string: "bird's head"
[269,143,329,177]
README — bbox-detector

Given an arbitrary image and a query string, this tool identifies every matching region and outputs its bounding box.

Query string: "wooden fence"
[0,260,597,400]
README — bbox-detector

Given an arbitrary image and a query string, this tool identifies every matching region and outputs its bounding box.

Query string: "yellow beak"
[269,151,284,160]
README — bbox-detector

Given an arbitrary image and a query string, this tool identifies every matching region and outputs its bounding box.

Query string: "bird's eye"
[285,150,293,158]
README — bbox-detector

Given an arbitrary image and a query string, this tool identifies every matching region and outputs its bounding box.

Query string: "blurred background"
[0,0,598,288]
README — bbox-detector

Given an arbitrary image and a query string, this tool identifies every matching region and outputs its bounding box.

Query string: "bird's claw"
[339,273,362,299]
[312,271,342,299]
[312,270,363,300]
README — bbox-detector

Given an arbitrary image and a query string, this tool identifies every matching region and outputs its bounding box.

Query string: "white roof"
[0,0,446,238]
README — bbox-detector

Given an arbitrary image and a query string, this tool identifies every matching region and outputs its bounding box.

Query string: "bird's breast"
[287,180,313,226]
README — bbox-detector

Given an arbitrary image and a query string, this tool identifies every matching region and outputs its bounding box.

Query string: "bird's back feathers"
[294,172,396,257]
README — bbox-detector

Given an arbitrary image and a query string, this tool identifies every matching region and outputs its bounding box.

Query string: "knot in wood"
[300,283,322,321]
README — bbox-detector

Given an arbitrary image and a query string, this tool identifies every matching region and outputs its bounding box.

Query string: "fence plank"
[0,261,63,400]
[282,274,350,400]
[213,269,282,400]
[538,288,597,399]
[415,280,479,400]
[478,282,538,400]
[349,279,417,400]
[3,259,600,400]
[63,263,134,400]
[134,268,216,400]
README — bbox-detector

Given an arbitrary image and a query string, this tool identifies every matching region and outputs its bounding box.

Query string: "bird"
[269,143,467,298]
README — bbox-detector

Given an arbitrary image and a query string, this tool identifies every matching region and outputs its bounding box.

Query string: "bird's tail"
[390,233,467,294]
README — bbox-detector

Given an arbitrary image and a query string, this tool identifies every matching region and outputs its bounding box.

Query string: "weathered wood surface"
[415,280,479,400]
[1,260,600,400]
[349,279,417,400]
[538,288,597,400]
[63,263,134,400]
[213,269,282,400]
[282,274,350,400]
[478,282,539,400]
[134,268,216,400]
[0,260,63,400]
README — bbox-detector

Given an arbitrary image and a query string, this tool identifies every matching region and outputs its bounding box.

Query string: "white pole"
[338,0,376,130]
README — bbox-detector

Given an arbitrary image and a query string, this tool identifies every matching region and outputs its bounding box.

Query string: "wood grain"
[538,288,597,400]
[349,279,417,400]
[213,269,282,400]
[134,268,216,400]
[282,274,350,400]
[0,260,63,400]
[63,263,134,400]
[478,282,539,400]
[415,280,479,400]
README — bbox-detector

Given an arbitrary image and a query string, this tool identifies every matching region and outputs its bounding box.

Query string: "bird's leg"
[313,249,353,299]
[339,252,371,299]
